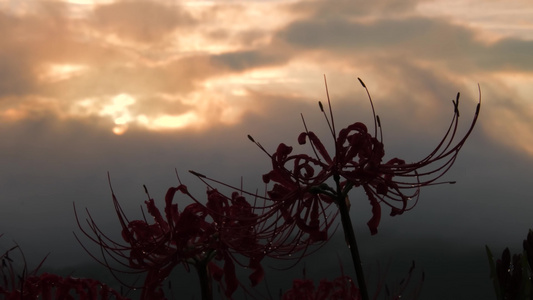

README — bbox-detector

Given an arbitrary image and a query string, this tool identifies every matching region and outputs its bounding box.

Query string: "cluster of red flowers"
[74,79,479,299]
[0,273,128,300]
[0,239,127,300]
[282,275,361,300]
[75,180,269,299]
[254,79,480,236]
[1,78,480,299]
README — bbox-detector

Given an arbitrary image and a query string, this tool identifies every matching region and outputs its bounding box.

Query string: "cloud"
[0,0,531,158]
[0,11,44,97]
[285,0,421,20]
[274,1,533,75]
[0,51,37,97]
[478,38,533,71]
[262,2,533,158]
[91,1,197,44]
[475,81,533,157]
[211,48,291,72]
[273,16,477,69]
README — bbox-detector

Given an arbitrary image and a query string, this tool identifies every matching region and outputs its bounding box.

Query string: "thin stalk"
[335,177,369,300]
[196,262,213,300]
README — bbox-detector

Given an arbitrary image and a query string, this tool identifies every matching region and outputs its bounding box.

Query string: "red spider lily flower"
[0,239,127,300]
[204,189,265,286]
[260,141,336,242]
[256,78,480,235]
[75,177,267,299]
[189,169,338,263]
[282,261,423,300]
[16,274,128,300]
[282,275,361,300]
[0,273,129,300]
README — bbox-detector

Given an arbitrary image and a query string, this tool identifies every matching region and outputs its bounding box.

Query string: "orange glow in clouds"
[100,94,135,135]
[38,64,88,83]
[0,0,532,157]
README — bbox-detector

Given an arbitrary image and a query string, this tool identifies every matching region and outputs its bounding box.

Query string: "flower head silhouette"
[189,169,337,262]
[190,77,480,300]
[255,77,480,235]
[75,176,267,299]
[282,274,361,300]
[0,237,127,300]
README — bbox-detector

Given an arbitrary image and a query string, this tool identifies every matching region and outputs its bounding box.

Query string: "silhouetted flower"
[487,230,533,300]
[189,169,337,261]
[260,141,336,242]
[0,239,127,300]
[282,275,361,300]
[16,274,128,300]
[256,78,481,235]
[75,179,266,299]
[495,248,523,300]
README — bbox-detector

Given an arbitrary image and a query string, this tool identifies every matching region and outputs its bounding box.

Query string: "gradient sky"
[0,0,532,298]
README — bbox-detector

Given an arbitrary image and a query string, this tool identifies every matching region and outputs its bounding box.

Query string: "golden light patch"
[0,108,28,122]
[148,112,200,130]
[101,94,134,117]
[38,64,88,83]
[98,94,135,135]
[112,125,127,135]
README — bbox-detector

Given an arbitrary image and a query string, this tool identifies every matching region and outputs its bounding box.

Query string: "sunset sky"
[1,0,532,298]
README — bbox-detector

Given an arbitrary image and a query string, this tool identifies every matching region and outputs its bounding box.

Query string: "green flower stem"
[195,262,213,300]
